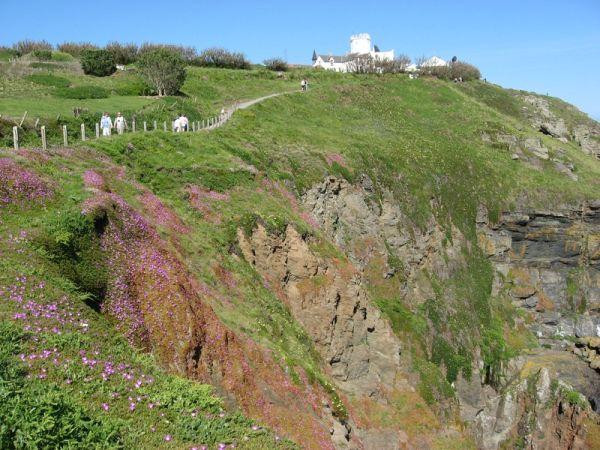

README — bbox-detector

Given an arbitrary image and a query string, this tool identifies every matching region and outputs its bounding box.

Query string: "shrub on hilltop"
[57,42,99,58]
[12,39,53,56]
[32,49,52,61]
[105,41,139,65]
[138,43,197,62]
[423,60,481,81]
[80,49,116,77]
[264,58,288,72]
[194,48,250,69]
[137,48,187,96]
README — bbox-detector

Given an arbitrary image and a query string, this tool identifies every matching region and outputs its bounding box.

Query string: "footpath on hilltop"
[1,45,600,449]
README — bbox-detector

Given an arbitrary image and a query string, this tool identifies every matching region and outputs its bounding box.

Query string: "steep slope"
[2,70,600,449]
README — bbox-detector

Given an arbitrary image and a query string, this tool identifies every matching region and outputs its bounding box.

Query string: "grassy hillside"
[1,63,599,448]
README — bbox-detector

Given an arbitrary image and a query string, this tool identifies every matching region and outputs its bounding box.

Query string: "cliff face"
[297,176,600,449]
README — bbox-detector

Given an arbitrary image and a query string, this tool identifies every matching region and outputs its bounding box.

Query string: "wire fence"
[7,108,235,151]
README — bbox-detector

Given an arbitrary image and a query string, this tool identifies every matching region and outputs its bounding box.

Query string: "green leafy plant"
[80,49,117,77]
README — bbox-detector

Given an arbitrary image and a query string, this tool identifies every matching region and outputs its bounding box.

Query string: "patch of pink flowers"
[82,170,106,190]
[0,157,53,207]
[139,191,189,234]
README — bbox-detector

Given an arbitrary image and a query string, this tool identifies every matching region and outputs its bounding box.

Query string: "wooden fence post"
[132,120,136,133]
[81,123,86,141]
[153,120,157,131]
[192,122,196,132]
[41,126,47,150]
[12,126,18,150]
[95,123,100,138]
[63,125,68,146]
[143,121,147,132]
[163,121,167,132]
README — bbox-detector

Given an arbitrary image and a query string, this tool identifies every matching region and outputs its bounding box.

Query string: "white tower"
[350,33,372,55]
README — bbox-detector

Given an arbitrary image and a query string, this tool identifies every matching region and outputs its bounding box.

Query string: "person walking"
[100,112,113,137]
[300,79,307,92]
[114,112,127,135]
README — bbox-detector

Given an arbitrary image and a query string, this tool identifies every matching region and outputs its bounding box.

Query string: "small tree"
[137,48,186,96]
[80,49,116,76]
[264,58,288,71]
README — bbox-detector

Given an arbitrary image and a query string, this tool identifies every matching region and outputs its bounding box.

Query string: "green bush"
[264,58,288,72]
[32,49,52,61]
[26,73,71,88]
[51,51,74,62]
[80,49,116,77]
[113,77,152,96]
[193,48,250,69]
[58,41,99,58]
[137,48,186,96]
[56,85,109,99]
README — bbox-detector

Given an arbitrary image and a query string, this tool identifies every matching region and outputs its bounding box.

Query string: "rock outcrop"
[237,224,401,398]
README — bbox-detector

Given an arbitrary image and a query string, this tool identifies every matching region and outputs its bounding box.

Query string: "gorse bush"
[58,41,99,58]
[194,48,250,69]
[264,58,288,72]
[32,49,52,61]
[106,41,139,65]
[80,49,116,77]
[25,73,71,88]
[137,48,187,96]
[56,85,109,99]
[12,39,53,55]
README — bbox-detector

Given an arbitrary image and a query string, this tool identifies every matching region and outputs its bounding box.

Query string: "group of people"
[172,113,189,132]
[99,112,191,135]
[100,112,127,136]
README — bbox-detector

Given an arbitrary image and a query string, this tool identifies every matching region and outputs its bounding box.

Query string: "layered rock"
[477,204,600,344]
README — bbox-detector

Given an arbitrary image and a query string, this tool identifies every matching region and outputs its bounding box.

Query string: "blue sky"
[2,0,599,118]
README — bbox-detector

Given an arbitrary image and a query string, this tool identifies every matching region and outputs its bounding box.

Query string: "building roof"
[316,54,350,63]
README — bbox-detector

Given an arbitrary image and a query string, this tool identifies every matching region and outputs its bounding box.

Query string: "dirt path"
[207,91,295,130]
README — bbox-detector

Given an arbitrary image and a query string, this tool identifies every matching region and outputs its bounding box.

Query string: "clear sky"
[2,0,599,119]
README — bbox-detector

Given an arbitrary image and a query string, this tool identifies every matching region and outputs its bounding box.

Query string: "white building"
[312,33,394,72]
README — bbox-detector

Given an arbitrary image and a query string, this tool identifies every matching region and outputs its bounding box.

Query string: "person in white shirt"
[114,112,127,135]
[100,112,113,136]
[179,114,189,132]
